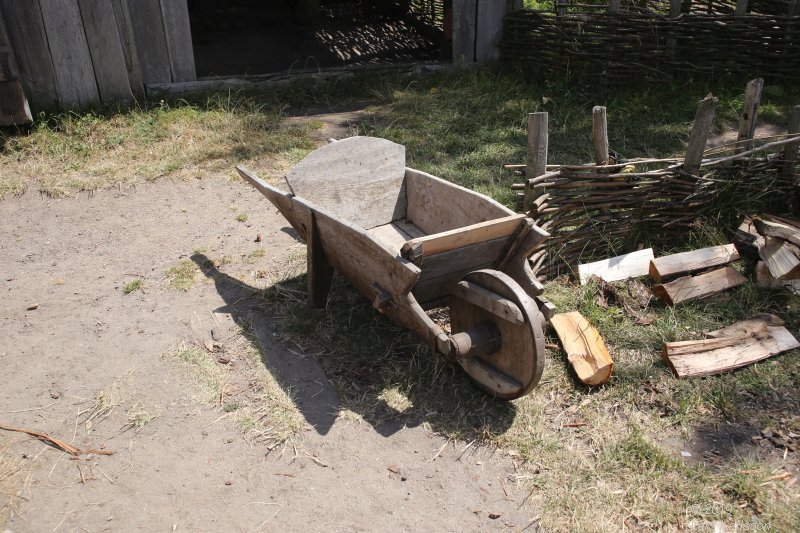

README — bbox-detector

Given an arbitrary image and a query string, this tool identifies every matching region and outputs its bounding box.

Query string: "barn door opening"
[188,0,448,77]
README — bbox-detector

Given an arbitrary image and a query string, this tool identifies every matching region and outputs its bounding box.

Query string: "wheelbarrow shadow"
[191,253,518,439]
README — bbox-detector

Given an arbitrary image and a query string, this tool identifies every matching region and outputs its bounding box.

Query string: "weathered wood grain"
[754,261,800,295]
[753,217,800,248]
[737,78,763,150]
[127,0,171,84]
[286,136,407,230]
[578,248,654,285]
[758,236,800,279]
[475,0,504,62]
[78,0,132,102]
[307,213,334,308]
[111,0,144,98]
[454,280,524,325]
[684,96,717,175]
[452,0,476,63]
[592,106,609,166]
[0,9,31,125]
[39,0,99,107]
[649,244,740,282]
[525,112,548,211]
[160,0,195,82]
[550,311,613,386]
[652,266,746,306]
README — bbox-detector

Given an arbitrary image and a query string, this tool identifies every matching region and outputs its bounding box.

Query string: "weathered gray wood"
[592,106,609,166]
[307,213,334,308]
[127,0,171,84]
[0,8,31,125]
[608,0,621,14]
[734,0,749,16]
[454,280,524,325]
[368,222,419,256]
[0,0,58,110]
[111,0,144,98]
[406,168,513,235]
[684,97,717,175]
[753,217,800,248]
[475,0,505,63]
[653,266,746,306]
[160,0,195,82]
[236,165,310,241]
[736,78,763,151]
[578,248,654,285]
[39,0,99,108]
[525,112,548,211]
[755,261,800,294]
[649,243,739,282]
[452,0,477,63]
[286,137,407,230]
[669,0,682,17]
[789,0,799,17]
[784,105,800,177]
[77,0,132,102]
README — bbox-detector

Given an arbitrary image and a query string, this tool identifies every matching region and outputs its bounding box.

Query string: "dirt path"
[0,178,539,531]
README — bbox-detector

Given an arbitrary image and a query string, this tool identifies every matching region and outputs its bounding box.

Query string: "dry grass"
[0,438,26,528]
[0,95,318,199]
[164,259,199,290]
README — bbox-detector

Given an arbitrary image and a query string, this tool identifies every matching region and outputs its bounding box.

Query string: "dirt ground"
[0,177,541,531]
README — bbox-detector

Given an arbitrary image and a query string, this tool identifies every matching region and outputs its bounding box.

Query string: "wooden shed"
[0,0,515,125]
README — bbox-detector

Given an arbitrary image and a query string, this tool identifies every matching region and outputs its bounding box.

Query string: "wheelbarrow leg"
[307,213,334,308]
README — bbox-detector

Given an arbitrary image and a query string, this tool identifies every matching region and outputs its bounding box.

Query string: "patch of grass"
[249,248,266,260]
[236,213,249,222]
[0,438,26,528]
[125,401,157,432]
[164,259,198,290]
[122,278,143,294]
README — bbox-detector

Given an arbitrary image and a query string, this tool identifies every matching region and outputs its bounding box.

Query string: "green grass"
[122,278,143,294]
[236,213,249,222]
[164,259,199,290]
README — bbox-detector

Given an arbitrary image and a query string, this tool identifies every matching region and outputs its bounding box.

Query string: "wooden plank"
[578,248,654,285]
[454,280,524,325]
[452,0,476,63]
[307,213,334,308]
[0,0,58,110]
[649,244,739,282]
[758,236,800,279]
[406,168,513,235]
[662,314,799,378]
[684,97,717,175]
[0,9,31,125]
[160,0,195,82]
[525,112,548,211]
[753,217,800,248]
[550,311,614,386]
[286,136,407,230]
[592,106,609,166]
[652,266,746,306]
[127,0,171,84]
[367,221,421,256]
[39,0,99,108]
[784,105,800,177]
[475,0,504,63]
[111,0,144,98]
[77,0,132,102]
[736,78,763,151]
[401,214,525,262]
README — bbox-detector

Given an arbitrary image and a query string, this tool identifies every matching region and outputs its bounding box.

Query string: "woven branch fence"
[507,83,800,280]
[500,1,800,82]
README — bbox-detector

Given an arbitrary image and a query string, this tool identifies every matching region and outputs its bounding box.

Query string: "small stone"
[681,451,692,458]
[255,234,263,243]
[211,329,220,341]
[50,391,60,399]
[27,303,38,310]
[226,438,234,443]
[224,480,232,486]
[387,465,400,474]
[217,356,231,364]
[201,430,208,436]
[489,513,501,520]
[761,429,773,439]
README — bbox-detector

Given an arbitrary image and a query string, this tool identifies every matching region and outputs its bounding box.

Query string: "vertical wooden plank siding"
[127,0,172,84]
[0,8,32,124]
[39,0,99,107]
[475,0,505,62]
[452,0,476,63]
[111,0,145,98]
[0,0,58,110]
[77,0,132,102]
[160,0,195,82]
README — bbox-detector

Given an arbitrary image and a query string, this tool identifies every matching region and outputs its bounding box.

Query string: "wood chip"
[549,311,613,386]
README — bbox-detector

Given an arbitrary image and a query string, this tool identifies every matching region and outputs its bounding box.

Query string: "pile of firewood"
[736,214,800,294]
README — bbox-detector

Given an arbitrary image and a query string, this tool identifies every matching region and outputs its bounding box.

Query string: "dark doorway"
[189,0,448,77]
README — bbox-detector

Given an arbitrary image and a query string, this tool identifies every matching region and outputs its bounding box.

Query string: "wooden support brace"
[307,213,334,308]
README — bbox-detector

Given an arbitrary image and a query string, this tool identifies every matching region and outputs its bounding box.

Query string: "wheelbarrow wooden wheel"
[449,269,545,400]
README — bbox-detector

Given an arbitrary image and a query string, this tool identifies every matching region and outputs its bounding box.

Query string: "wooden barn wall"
[0,0,195,115]
[453,0,516,63]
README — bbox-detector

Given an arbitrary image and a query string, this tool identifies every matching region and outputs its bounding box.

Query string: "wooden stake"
[784,105,800,177]
[592,106,609,166]
[608,0,620,14]
[737,78,763,152]
[525,112,548,211]
[684,96,717,175]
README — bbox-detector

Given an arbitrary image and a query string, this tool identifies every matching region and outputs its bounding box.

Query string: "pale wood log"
[78,0,133,102]
[0,0,58,110]
[649,244,740,282]
[662,314,799,378]
[525,112,548,211]
[401,214,525,263]
[592,106,609,166]
[454,281,524,325]
[755,261,800,294]
[685,97,717,175]
[452,0,477,63]
[286,136,407,230]
[39,0,99,107]
[652,266,746,306]
[736,78,763,151]
[127,0,171,84]
[753,217,800,248]
[550,311,613,386]
[475,0,505,63]
[405,168,513,235]
[160,0,195,82]
[784,105,800,177]
[578,248,654,285]
[758,236,800,279]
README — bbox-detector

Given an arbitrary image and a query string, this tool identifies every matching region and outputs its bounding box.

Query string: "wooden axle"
[448,321,501,360]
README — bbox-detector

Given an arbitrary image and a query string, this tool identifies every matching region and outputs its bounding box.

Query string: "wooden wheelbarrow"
[237,137,552,399]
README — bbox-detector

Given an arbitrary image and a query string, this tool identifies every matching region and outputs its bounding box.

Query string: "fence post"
[737,78,763,152]
[452,0,477,63]
[789,0,799,17]
[665,0,682,73]
[608,0,620,14]
[734,0,748,16]
[556,0,567,17]
[684,97,718,175]
[525,112,549,211]
[784,105,800,176]
[592,106,609,166]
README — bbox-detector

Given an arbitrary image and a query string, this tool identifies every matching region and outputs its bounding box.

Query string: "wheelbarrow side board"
[235,137,551,399]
